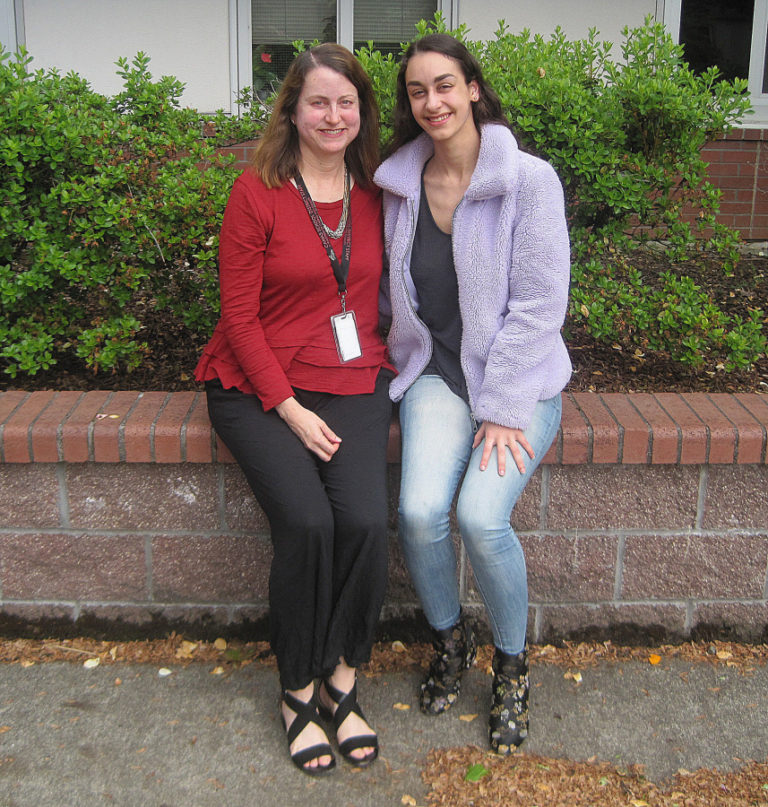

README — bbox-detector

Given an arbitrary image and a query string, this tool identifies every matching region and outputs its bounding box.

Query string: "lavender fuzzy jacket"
[374,124,572,431]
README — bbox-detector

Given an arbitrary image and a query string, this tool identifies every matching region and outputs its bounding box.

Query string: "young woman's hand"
[275,397,341,462]
[472,421,535,476]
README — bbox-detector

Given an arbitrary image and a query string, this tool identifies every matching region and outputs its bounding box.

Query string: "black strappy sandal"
[318,678,379,768]
[281,690,336,776]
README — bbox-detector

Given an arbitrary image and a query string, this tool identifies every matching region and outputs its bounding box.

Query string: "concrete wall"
[1,390,766,644]
[21,0,232,112]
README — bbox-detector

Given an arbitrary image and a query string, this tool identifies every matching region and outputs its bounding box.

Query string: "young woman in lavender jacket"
[374,34,571,754]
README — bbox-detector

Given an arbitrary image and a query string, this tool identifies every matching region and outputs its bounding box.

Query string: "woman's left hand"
[473,421,535,476]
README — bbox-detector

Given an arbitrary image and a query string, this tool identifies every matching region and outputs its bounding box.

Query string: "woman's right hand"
[275,397,341,462]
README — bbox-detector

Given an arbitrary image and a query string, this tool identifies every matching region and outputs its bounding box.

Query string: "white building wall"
[22,0,232,112]
[458,0,659,48]
[0,0,17,52]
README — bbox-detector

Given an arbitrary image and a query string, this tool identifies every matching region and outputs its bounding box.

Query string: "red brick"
[215,433,236,463]
[707,394,764,464]
[600,394,650,463]
[654,393,707,465]
[732,393,768,464]
[153,391,196,462]
[29,391,83,462]
[0,390,29,426]
[684,393,736,463]
[184,392,214,463]
[570,393,619,463]
[2,391,56,463]
[60,391,111,463]
[560,393,589,464]
[122,391,168,462]
[628,393,679,463]
[92,391,142,463]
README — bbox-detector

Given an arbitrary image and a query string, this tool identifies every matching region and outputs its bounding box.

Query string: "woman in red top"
[195,44,393,776]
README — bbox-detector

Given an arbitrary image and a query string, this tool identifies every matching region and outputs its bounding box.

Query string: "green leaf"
[464,763,489,782]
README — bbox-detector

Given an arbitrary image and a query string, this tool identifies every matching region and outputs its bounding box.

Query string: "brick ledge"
[0,390,766,465]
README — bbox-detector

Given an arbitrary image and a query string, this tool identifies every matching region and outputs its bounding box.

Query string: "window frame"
[237,0,454,112]
[662,0,768,126]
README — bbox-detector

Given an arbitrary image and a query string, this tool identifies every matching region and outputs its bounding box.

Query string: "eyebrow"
[406,72,456,86]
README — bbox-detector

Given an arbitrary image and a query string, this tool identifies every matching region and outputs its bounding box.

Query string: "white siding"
[458,0,658,49]
[0,0,17,52]
[22,0,232,112]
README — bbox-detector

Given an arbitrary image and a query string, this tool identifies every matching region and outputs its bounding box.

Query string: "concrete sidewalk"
[1,656,767,806]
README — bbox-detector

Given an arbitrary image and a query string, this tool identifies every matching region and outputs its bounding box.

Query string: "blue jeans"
[398,375,561,654]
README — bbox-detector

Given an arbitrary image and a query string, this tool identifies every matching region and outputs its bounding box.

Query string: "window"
[664,0,768,125]
[250,0,442,98]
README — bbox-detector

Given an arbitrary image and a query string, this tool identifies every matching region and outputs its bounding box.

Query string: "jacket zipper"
[398,196,434,393]
[450,198,480,431]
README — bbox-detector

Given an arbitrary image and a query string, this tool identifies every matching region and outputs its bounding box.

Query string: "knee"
[398,497,449,544]
[456,499,510,548]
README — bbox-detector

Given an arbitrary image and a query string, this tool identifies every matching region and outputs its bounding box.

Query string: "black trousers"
[206,371,392,691]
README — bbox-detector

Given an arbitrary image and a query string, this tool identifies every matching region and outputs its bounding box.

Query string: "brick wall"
[1,390,767,643]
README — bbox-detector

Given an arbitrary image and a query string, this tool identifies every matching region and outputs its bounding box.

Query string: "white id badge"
[330,310,363,362]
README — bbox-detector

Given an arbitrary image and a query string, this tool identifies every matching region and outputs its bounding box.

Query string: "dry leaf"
[630,801,649,807]
[211,666,225,675]
[393,702,411,711]
[109,647,117,661]
[158,668,172,677]
[649,653,662,665]
[83,658,100,669]
[401,796,417,806]
[214,637,227,651]
[20,660,35,668]
[391,640,407,653]
[716,649,733,660]
[0,727,11,735]
[459,714,478,722]
[175,640,198,659]
[114,678,122,686]
[564,670,582,683]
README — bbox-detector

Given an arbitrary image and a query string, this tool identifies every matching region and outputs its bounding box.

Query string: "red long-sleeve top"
[194,169,392,410]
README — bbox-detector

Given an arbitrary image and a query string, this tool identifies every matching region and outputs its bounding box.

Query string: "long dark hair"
[385,33,511,157]
[251,43,380,189]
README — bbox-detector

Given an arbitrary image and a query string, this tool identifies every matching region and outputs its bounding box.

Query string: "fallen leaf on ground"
[393,702,411,711]
[214,638,227,651]
[211,666,225,675]
[649,653,662,665]
[83,658,100,669]
[459,714,478,722]
[158,668,172,677]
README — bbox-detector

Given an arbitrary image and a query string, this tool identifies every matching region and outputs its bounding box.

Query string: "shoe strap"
[322,679,362,729]
[283,689,323,746]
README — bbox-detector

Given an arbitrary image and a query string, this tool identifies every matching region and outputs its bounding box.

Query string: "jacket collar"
[374,123,520,201]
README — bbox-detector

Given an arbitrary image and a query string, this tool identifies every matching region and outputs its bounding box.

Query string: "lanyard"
[294,170,352,309]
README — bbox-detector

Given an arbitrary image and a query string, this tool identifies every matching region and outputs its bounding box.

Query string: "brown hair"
[251,43,380,189]
[385,33,511,157]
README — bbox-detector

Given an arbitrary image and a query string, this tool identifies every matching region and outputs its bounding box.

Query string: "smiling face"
[404,51,479,143]
[293,65,361,163]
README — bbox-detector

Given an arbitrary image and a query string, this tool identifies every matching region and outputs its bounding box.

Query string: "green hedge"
[1,16,765,380]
